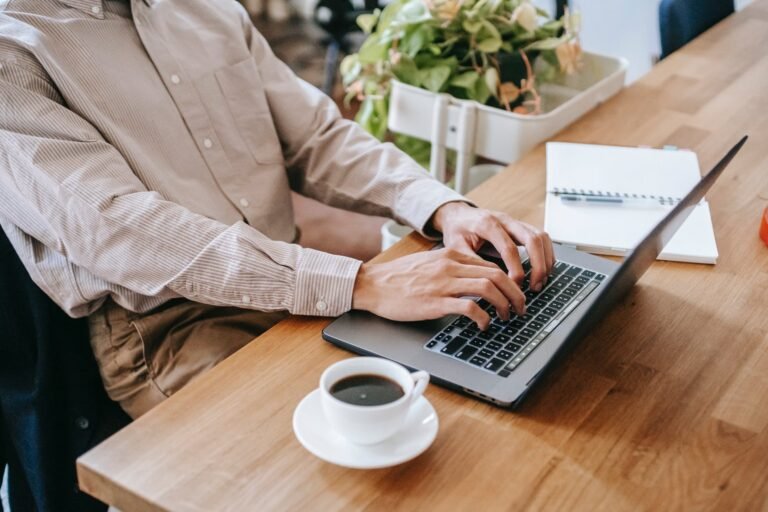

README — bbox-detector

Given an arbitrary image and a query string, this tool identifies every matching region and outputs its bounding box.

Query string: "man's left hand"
[431,202,555,292]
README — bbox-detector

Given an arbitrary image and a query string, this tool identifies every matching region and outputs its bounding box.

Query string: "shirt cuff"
[292,248,362,316]
[394,179,475,240]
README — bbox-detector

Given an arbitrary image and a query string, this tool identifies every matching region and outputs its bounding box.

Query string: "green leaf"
[484,67,499,97]
[400,25,433,57]
[392,55,420,84]
[419,65,451,92]
[339,55,361,85]
[450,70,479,89]
[471,74,492,104]
[356,12,379,34]
[525,35,568,51]
[357,36,389,63]
[462,19,483,34]
[476,20,502,53]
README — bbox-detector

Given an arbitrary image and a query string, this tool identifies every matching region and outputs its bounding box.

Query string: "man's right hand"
[351,248,526,330]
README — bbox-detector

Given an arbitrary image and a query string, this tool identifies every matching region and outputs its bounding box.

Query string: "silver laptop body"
[323,138,746,407]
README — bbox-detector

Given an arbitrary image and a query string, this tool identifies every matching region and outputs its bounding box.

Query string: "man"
[0,0,554,418]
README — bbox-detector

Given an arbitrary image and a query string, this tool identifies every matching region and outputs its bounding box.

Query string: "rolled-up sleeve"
[0,61,360,317]
[238,9,471,238]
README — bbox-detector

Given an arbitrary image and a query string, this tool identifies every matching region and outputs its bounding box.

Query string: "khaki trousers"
[88,299,288,419]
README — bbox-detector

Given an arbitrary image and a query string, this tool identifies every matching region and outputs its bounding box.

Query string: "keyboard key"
[543,307,557,316]
[535,315,551,324]
[528,321,544,330]
[435,333,445,341]
[455,346,477,360]
[572,282,584,290]
[582,270,595,278]
[527,306,541,315]
[551,280,567,291]
[453,317,470,327]
[511,320,526,328]
[552,261,568,275]
[441,336,467,355]
[469,338,486,348]
[559,275,573,283]
[499,369,512,378]
[505,342,522,352]
[521,328,536,337]
[497,350,513,360]
[479,348,495,358]
[576,276,590,284]
[485,358,505,372]
[487,324,501,334]
[540,292,555,301]
[478,331,493,340]
[495,334,510,343]
[487,341,503,351]
[562,288,576,297]
[469,356,487,366]
[595,273,606,281]
[513,335,529,345]
[524,290,538,301]
[442,325,454,333]
[551,300,566,310]
[427,340,437,348]
[477,298,490,309]
[502,326,518,335]
[522,313,534,322]
[531,299,547,308]
[565,266,581,277]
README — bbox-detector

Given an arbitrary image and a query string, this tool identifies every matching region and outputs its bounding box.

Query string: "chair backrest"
[659,0,734,59]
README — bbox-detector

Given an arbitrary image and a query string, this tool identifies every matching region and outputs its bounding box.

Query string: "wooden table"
[78,3,768,510]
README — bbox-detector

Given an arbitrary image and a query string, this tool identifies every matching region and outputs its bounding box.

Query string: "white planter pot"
[388,52,628,194]
[380,163,505,251]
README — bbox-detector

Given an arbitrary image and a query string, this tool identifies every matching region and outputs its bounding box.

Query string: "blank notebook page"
[544,142,718,264]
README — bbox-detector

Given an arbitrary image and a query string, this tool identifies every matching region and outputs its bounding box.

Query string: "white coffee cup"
[320,357,430,445]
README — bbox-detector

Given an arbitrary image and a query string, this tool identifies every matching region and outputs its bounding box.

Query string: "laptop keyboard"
[424,259,606,377]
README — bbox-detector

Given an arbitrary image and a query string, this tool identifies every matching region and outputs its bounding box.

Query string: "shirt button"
[239,198,250,208]
[91,5,101,15]
[203,138,213,149]
[76,417,90,430]
[316,300,328,312]
[170,74,181,85]
[242,295,251,304]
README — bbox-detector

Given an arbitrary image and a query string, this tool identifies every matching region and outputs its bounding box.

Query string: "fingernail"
[543,276,549,287]
[532,282,542,292]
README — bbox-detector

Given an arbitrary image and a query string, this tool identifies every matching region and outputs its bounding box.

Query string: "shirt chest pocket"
[210,58,284,165]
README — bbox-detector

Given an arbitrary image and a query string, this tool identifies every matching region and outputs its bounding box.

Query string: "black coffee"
[330,374,405,406]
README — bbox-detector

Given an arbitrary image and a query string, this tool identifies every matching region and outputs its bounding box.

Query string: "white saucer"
[292,389,439,469]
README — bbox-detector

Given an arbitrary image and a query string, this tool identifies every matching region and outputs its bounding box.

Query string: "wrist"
[431,201,471,233]
[351,261,375,311]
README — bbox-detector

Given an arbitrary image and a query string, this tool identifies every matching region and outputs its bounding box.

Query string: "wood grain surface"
[77,3,768,510]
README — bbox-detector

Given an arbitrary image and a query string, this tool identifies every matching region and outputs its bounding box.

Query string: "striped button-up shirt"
[0,0,464,317]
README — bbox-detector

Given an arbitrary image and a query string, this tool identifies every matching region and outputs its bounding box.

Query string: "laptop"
[323,137,747,408]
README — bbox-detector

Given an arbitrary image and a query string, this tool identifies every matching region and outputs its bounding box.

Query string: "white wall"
[570,0,752,84]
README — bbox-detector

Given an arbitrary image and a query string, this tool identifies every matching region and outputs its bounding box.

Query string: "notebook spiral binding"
[549,187,683,206]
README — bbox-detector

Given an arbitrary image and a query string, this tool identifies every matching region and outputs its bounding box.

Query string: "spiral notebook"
[544,142,718,264]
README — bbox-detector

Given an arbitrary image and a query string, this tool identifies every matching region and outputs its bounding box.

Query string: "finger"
[449,264,526,316]
[452,277,512,321]
[442,247,499,271]
[541,231,555,271]
[496,218,549,291]
[440,298,490,330]
[476,218,525,283]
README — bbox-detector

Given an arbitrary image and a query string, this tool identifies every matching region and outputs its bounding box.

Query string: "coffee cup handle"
[410,370,430,403]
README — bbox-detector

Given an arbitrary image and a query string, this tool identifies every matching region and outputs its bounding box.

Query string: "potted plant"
[340,0,582,160]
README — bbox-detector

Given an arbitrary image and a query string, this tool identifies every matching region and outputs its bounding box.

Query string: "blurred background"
[241,0,753,262]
